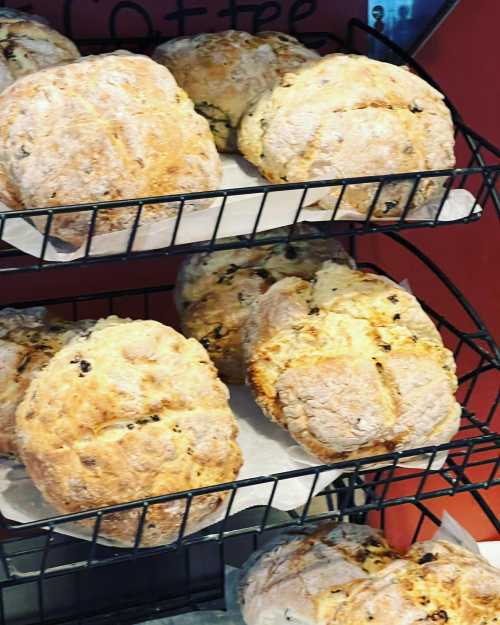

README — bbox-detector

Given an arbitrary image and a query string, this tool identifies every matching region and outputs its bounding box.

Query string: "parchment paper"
[0,386,340,548]
[0,155,480,262]
[0,386,452,548]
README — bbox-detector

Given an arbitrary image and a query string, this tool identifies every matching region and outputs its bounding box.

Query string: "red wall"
[360,1,500,342]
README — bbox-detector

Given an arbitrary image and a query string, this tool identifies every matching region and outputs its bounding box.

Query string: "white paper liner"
[0,386,339,548]
[0,385,453,549]
[0,155,481,262]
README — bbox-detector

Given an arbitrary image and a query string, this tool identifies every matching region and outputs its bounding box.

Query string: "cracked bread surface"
[154,30,319,152]
[0,11,79,93]
[238,53,455,217]
[240,522,399,625]
[244,262,460,462]
[0,53,221,247]
[176,227,353,383]
[0,308,127,456]
[316,540,500,625]
[16,320,242,547]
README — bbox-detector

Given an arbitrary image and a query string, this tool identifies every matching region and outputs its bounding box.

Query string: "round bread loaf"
[316,540,500,624]
[240,522,399,625]
[16,320,242,547]
[244,262,460,462]
[238,53,455,217]
[153,30,319,152]
[0,53,222,247]
[0,11,79,93]
[176,226,353,383]
[0,308,127,456]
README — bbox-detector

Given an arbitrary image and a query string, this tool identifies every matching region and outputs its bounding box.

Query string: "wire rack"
[1,231,498,624]
[0,15,498,625]
[0,20,499,275]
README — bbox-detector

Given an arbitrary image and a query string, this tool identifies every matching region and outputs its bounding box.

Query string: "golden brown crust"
[0,308,128,456]
[238,53,455,216]
[316,540,500,625]
[176,227,352,383]
[0,15,79,91]
[153,30,319,152]
[16,320,242,547]
[244,263,460,463]
[0,53,222,247]
[240,522,399,625]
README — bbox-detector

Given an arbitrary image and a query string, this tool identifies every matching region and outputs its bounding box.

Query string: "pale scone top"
[154,30,319,151]
[0,52,221,247]
[0,12,79,92]
[316,540,500,625]
[0,307,127,456]
[176,226,352,383]
[240,522,399,625]
[16,320,242,547]
[245,262,461,462]
[238,53,455,216]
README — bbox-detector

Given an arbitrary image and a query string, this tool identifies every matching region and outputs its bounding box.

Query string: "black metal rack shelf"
[1,231,498,624]
[0,20,498,275]
[0,11,498,625]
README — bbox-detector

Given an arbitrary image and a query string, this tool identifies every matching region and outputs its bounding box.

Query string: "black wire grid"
[1,231,498,624]
[0,17,498,625]
[0,20,499,275]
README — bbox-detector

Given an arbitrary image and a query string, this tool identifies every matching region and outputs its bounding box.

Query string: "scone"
[0,307,127,456]
[244,262,461,462]
[316,540,500,624]
[176,226,353,383]
[0,9,79,93]
[239,53,455,217]
[240,522,399,625]
[16,320,243,547]
[153,30,319,151]
[0,52,221,247]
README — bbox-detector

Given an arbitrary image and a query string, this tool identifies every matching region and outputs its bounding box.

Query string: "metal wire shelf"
[0,15,498,625]
[0,21,498,275]
[1,234,497,621]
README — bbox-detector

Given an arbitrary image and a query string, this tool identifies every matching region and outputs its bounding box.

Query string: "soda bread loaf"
[16,320,242,547]
[244,262,460,462]
[238,53,455,217]
[176,227,353,383]
[240,522,398,625]
[316,539,500,624]
[0,53,221,247]
[154,30,319,152]
[0,10,79,93]
[0,307,127,456]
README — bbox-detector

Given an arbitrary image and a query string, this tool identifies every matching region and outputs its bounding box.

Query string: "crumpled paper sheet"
[0,155,480,262]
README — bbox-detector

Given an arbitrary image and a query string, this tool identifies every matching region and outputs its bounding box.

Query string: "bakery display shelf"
[0,231,497,625]
[0,20,499,275]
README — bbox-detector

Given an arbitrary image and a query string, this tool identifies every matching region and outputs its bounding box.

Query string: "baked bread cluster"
[244,262,460,462]
[0,52,222,247]
[176,225,353,383]
[0,9,79,93]
[239,53,455,217]
[16,320,242,547]
[240,522,398,625]
[0,307,127,455]
[154,30,319,152]
[241,522,500,625]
